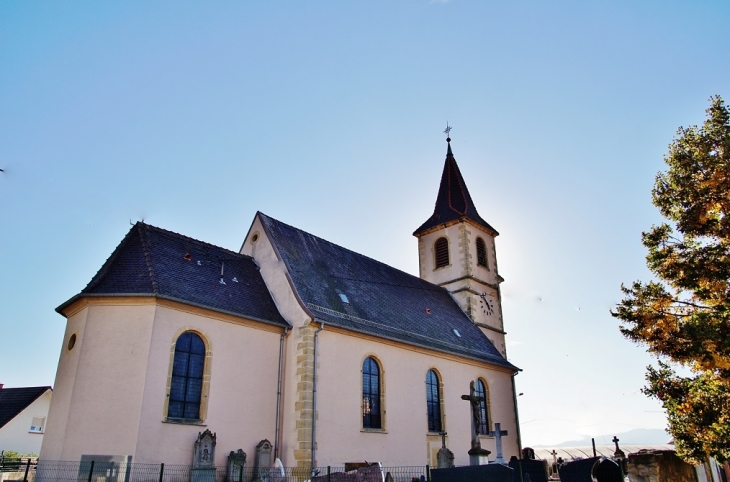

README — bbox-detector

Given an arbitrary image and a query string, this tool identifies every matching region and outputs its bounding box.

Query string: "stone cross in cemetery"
[488,423,509,464]
[461,380,491,465]
[436,431,455,469]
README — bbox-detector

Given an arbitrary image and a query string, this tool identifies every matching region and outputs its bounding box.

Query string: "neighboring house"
[41,140,522,469]
[0,385,52,455]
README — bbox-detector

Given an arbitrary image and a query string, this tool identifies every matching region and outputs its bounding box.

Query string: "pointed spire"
[413,138,498,236]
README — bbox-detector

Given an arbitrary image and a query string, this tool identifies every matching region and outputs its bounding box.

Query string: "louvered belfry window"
[434,238,449,268]
[476,237,488,268]
[475,379,490,435]
[169,332,205,420]
[426,369,442,432]
[362,357,382,429]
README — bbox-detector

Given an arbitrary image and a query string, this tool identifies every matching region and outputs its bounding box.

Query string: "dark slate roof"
[414,141,498,236]
[57,223,288,328]
[0,387,51,429]
[259,213,517,370]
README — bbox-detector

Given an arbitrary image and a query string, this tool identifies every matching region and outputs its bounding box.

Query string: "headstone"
[192,430,217,482]
[488,423,509,464]
[558,457,599,482]
[76,455,132,482]
[461,381,491,465]
[612,436,627,473]
[626,449,697,482]
[311,463,383,482]
[226,449,246,482]
[508,458,548,482]
[594,458,623,482]
[437,432,455,469]
[431,463,513,482]
[253,440,273,481]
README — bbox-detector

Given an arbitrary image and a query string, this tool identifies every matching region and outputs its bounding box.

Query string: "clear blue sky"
[1,1,728,446]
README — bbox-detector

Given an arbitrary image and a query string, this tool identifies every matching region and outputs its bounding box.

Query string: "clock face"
[478,293,494,316]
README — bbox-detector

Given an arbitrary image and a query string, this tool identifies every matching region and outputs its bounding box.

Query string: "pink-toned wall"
[133,303,283,465]
[42,301,156,461]
[42,300,285,466]
[309,328,518,467]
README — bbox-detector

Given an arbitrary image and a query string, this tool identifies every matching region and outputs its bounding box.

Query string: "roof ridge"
[140,222,248,259]
[259,212,442,289]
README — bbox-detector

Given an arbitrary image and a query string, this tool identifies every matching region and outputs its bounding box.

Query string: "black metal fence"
[0,459,430,482]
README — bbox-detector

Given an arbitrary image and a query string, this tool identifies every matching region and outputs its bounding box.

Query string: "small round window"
[67,333,77,351]
[251,233,259,244]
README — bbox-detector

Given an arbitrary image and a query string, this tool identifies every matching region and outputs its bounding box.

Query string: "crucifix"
[460,381,484,450]
[488,423,509,464]
[443,123,452,141]
[461,381,490,465]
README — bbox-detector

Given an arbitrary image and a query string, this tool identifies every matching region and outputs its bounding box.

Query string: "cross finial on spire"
[443,122,452,142]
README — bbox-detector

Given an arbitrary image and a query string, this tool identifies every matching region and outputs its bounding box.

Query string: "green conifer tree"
[613,96,730,464]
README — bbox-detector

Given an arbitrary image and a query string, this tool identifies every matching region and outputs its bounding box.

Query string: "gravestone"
[431,463,513,482]
[226,449,246,482]
[488,423,509,464]
[253,440,273,481]
[192,430,217,482]
[521,447,535,460]
[312,463,383,482]
[594,458,623,482]
[558,457,599,482]
[508,458,548,482]
[436,432,455,469]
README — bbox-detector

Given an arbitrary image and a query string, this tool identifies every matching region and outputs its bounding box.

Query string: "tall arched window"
[475,378,490,435]
[476,237,488,268]
[426,369,442,432]
[169,331,206,420]
[362,357,381,429]
[434,238,449,268]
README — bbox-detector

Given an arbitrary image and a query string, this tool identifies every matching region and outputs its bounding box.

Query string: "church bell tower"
[413,136,507,356]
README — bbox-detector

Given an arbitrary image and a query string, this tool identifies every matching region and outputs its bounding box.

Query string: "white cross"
[488,422,508,464]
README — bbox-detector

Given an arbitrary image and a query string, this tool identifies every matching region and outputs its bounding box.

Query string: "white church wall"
[311,328,518,467]
[240,215,312,328]
[42,300,157,461]
[132,302,284,466]
[41,305,89,460]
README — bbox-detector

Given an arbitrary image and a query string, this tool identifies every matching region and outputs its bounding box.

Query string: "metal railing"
[0,460,430,482]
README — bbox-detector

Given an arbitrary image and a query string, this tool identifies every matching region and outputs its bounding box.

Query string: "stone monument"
[253,439,273,481]
[436,432,454,469]
[226,449,246,482]
[488,423,508,464]
[460,381,491,465]
[192,429,217,482]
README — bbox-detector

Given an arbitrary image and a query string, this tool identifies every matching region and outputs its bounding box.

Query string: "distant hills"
[532,428,671,448]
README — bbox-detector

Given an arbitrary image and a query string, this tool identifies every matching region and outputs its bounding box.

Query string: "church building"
[40,139,521,469]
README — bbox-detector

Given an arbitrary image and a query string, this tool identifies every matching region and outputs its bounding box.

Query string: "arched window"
[168,331,206,420]
[426,369,442,432]
[362,357,381,429]
[434,238,449,268]
[476,237,488,268]
[475,378,490,435]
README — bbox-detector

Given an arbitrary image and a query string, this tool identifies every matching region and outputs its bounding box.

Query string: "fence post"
[327,465,331,482]
[238,463,243,482]
[87,460,95,482]
[426,465,431,482]
[158,463,164,482]
[23,458,30,482]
